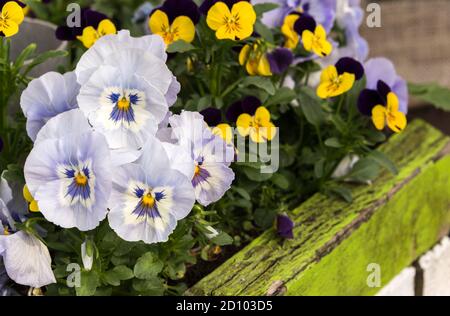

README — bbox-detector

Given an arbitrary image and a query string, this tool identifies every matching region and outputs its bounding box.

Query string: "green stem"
[336,94,346,115]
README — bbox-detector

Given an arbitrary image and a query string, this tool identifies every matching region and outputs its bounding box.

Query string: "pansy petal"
[236,113,252,137]
[3,1,24,25]
[387,111,407,133]
[172,16,196,43]
[149,9,170,34]
[386,92,399,113]
[1,231,55,288]
[254,106,271,123]
[371,105,387,131]
[1,20,18,37]
[97,19,116,36]
[206,2,230,31]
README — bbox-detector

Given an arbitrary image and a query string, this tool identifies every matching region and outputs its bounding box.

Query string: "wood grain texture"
[188,120,450,295]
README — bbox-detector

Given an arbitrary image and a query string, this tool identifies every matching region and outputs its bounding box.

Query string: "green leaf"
[253,3,279,16]
[254,207,277,229]
[296,87,325,126]
[271,173,290,190]
[166,40,196,53]
[134,252,164,280]
[13,43,36,70]
[211,231,234,246]
[408,82,450,110]
[329,187,353,203]
[347,158,380,182]
[103,265,134,286]
[75,270,99,296]
[324,137,343,148]
[22,50,68,76]
[368,150,398,175]
[240,76,276,95]
[132,277,165,295]
[233,187,251,200]
[314,158,325,178]
[254,21,274,43]
[265,87,297,107]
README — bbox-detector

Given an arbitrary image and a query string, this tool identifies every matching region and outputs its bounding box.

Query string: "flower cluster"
[0,0,416,295]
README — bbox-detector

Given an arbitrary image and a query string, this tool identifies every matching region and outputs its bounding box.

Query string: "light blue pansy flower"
[20,71,80,141]
[0,176,55,289]
[108,134,195,244]
[75,30,180,107]
[169,111,235,207]
[24,112,112,231]
[76,32,179,150]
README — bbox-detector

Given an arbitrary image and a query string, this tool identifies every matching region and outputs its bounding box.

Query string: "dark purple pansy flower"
[267,48,294,75]
[357,80,391,116]
[335,57,365,81]
[155,0,200,24]
[199,0,250,15]
[226,96,261,123]
[277,214,294,239]
[293,13,316,35]
[55,8,108,41]
[200,107,222,127]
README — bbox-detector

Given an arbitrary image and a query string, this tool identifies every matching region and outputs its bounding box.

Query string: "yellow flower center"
[3,226,10,235]
[223,13,241,34]
[161,24,179,44]
[75,173,88,186]
[194,165,201,176]
[117,97,130,111]
[142,193,155,207]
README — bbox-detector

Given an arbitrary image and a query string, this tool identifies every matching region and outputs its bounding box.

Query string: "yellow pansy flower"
[239,43,272,76]
[206,1,256,41]
[23,184,40,213]
[317,65,355,99]
[371,92,407,133]
[77,19,116,48]
[236,106,276,143]
[212,123,233,144]
[302,24,332,57]
[281,14,300,49]
[149,9,195,46]
[0,1,24,37]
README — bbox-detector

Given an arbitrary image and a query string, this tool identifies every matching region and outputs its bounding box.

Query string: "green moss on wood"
[187,119,450,296]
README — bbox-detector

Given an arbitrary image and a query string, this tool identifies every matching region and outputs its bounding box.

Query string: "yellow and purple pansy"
[317,57,364,99]
[358,80,407,133]
[0,0,25,38]
[239,40,294,76]
[55,8,116,48]
[200,108,234,144]
[149,0,200,46]
[227,96,276,143]
[205,0,256,41]
[281,12,332,58]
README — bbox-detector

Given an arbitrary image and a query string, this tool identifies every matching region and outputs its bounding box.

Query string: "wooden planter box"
[187,120,450,296]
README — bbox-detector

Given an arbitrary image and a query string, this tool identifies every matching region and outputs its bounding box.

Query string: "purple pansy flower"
[200,108,223,127]
[154,0,200,24]
[277,213,294,239]
[226,96,261,123]
[267,48,294,75]
[253,0,336,33]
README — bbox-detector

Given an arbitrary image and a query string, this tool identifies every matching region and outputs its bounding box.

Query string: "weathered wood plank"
[188,120,450,295]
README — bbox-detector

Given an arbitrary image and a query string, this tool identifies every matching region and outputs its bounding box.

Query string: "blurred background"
[361,0,450,132]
